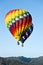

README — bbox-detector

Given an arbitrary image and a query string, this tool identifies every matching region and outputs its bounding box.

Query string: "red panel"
[9,23,16,36]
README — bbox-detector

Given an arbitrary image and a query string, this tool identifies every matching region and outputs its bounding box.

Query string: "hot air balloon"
[5,9,33,47]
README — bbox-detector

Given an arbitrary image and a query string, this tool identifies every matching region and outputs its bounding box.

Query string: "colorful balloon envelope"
[5,9,33,47]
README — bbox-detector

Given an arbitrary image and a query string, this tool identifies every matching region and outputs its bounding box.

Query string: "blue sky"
[0,0,43,58]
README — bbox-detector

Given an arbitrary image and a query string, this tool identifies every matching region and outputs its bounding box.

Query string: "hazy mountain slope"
[0,56,43,65]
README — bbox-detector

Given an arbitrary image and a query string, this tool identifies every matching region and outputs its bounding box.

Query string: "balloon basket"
[17,41,20,45]
[22,43,24,47]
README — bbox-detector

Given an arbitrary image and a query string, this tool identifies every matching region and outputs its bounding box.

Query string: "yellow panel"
[15,10,19,16]
[5,15,9,26]
[22,10,26,13]
[8,12,12,21]
[19,9,22,15]
[11,11,16,18]
[22,25,24,32]
[14,34,21,41]
[25,22,32,30]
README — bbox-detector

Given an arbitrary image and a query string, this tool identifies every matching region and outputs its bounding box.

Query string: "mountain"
[0,56,43,65]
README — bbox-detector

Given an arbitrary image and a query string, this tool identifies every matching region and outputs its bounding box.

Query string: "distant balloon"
[5,9,33,47]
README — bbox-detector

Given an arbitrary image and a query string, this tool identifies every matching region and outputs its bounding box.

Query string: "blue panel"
[20,24,33,43]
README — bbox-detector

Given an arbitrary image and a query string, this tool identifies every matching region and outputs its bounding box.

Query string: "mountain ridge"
[0,56,43,65]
